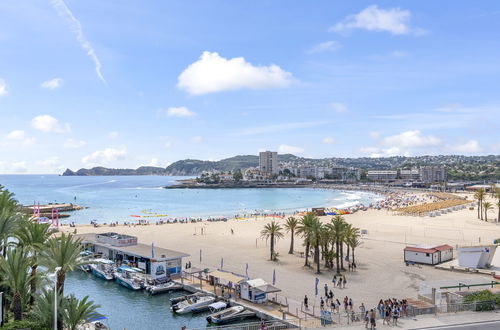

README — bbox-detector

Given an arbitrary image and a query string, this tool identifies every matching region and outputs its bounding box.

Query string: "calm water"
[1,175,382,329]
[0,175,382,224]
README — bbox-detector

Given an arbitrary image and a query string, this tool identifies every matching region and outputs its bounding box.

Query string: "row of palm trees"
[474,188,500,221]
[261,213,362,275]
[0,185,100,329]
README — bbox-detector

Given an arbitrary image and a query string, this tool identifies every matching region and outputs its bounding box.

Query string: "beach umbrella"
[220,257,224,270]
[272,269,276,286]
[199,249,202,263]
[315,277,319,296]
[245,263,249,279]
[151,242,155,258]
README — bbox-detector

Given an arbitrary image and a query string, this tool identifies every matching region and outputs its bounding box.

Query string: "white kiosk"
[457,245,497,269]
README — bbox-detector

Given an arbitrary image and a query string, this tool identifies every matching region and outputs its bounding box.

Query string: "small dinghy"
[206,305,256,325]
[171,295,216,314]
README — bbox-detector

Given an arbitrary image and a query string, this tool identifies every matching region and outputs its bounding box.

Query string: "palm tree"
[344,224,360,263]
[483,201,492,222]
[308,216,322,274]
[40,233,86,295]
[62,294,102,330]
[16,221,52,305]
[0,189,22,257]
[260,221,284,261]
[346,234,362,265]
[329,216,346,274]
[284,217,298,254]
[474,189,485,220]
[31,288,63,329]
[297,213,315,267]
[0,249,32,320]
[497,200,500,222]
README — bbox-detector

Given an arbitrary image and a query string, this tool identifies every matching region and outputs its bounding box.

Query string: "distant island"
[62,154,500,180]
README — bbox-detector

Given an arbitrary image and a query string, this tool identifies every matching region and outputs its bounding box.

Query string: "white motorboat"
[206,305,255,325]
[114,265,144,290]
[145,280,182,295]
[171,295,216,314]
[89,259,115,281]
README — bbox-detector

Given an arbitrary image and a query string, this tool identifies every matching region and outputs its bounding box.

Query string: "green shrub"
[1,319,48,330]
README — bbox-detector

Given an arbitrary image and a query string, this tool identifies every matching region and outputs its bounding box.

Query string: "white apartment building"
[400,168,420,181]
[420,166,447,183]
[367,170,398,181]
[259,151,279,175]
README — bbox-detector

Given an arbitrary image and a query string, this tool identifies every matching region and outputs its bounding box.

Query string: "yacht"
[89,259,115,281]
[171,295,216,314]
[114,265,144,290]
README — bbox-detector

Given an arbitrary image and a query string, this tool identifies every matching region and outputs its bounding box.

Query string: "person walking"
[324,283,329,298]
[364,311,369,328]
[332,275,337,287]
[392,306,399,325]
[369,309,376,329]
[329,289,334,301]
[304,295,309,310]
[320,297,325,309]
[338,277,343,288]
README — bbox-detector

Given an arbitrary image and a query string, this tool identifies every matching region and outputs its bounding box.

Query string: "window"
[426,253,430,257]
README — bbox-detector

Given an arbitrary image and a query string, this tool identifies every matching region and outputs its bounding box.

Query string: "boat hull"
[115,276,141,290]
[91,268,114,281]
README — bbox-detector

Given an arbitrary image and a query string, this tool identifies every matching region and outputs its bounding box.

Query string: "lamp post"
[54,267,62,330]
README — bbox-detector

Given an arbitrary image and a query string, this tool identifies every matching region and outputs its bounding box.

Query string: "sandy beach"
[64,190,500,309]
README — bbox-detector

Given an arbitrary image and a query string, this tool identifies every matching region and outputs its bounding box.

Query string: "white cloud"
[7,130,25,140]
[82,146,127,165]
[64,138,85,149]
[322,137,336,144]
[37,156,61,167]
[0,79,7,96]
[148,158,160,167]
[108,131,119,139]
[448,140,483,153]
[41,77,63,90]
[166,106,196,118]
[191,136,203,143]
[5,130,35,147]
[308,40,341,54]
[0,161,28,173]
[164,142,172,148]
[329,102,348,113]
[177,51,293,95]
[368,131,380,139]
[51,0,106,83]
[278,144,304,154]
[383,130,440,148]
[31,115,71,133]
[330,5,424,35]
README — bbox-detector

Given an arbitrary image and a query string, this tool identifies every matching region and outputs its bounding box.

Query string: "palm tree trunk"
[480,199,483,220]
[57,271,66,296]
[352,248,356,264]
[315,243,320,274]
[340,243,345,270]
[477,200,480,219]
[270,233,275,260]
[288,230,294,254]
[485,210,488,222]
[30,265,37,305]
[13,291,22,321]
[304,240,310,267]
[346,245,350,262]
[335,240,340,274]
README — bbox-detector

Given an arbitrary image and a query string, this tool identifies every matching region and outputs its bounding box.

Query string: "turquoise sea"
[0,175,382,329]
[0,175,382,224]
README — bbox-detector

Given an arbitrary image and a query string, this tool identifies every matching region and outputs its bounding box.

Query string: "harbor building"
[404,244,453,265]
[76,232,189,279]
[259,151,278,175]
[420,166,447,183]
[367,170,398,182]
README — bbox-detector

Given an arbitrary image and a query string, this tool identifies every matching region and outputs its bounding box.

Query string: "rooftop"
[76,233,190,261]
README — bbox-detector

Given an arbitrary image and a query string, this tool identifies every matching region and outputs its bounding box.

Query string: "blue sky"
[1,1,499,173]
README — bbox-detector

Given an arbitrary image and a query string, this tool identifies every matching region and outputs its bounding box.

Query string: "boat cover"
[208,302,227,310]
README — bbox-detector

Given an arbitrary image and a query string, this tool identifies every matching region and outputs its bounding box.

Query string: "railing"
[188,319,299,330]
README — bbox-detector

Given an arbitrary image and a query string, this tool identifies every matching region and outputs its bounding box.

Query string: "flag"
[220,257,224,270]
[199,249,202,263]
[272,269,276,286]
[151,242,155,258]
[315,277,319,296]
[245,263,249,279]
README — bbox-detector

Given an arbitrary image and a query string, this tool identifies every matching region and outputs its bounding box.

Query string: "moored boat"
[171,295,216,314]
[206,305,256,325]
[89,259,115,281]
[145,280,182,295]
[169,292,210,305]
[114,265,144,290]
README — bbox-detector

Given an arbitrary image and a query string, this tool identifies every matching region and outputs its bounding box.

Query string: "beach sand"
[65,191,500,309]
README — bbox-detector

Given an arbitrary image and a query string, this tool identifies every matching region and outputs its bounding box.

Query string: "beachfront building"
[404,244,453,265]
[259,151,278,175]
[77,232,189,279]
[420,166,447,183]
[367,170,398,182]
[400,168,420,181]
[239,278,281,304]
[457,245,497,269]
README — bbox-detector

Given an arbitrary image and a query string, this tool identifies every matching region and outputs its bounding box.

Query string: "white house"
[404,244,453,265]
[457,245,497,269]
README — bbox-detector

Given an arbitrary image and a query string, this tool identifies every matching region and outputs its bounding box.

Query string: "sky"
[1,0,499,174]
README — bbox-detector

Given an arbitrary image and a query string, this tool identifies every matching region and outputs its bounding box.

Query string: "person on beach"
[348,298,353,310]
[332,275,337,286]
[343,276,347,288]
[364,311,369,328]
[304,295,309,309]
[338,277,342,288]
[392,306,399,325]
[324,283,329,298]
[320,297,325,309]
[329,289,334,301]
[370,309,376,329]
